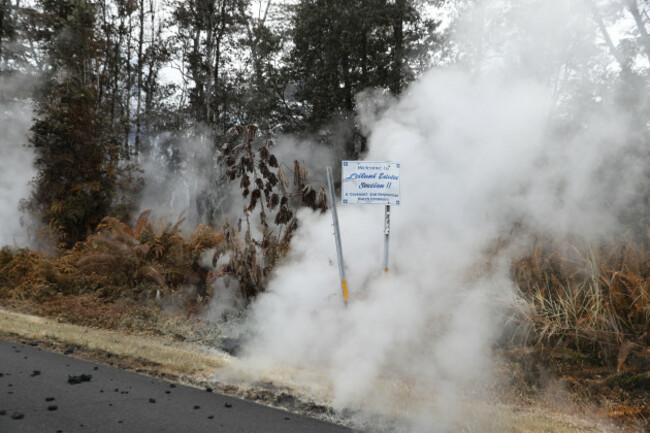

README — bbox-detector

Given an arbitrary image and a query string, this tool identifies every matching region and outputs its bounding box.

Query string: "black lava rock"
[149,398,156,403]
[0,409,6,415]
[45,397,55,402]
[220,337,242,356]
[63,348,74,355]
[193,405,200,410]
[224,402,232,408]
[205,386,213,393]
[11,412,24,420]
[68,374,92,384]
[47,405,58,411]
[31,370,41,377]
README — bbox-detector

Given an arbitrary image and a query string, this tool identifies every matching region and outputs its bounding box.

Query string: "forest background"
[0,0,649,428]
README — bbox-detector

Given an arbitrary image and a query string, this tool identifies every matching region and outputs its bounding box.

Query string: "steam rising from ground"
[233,1,647,431]
[138,129,336,229]
[0,97,35,247]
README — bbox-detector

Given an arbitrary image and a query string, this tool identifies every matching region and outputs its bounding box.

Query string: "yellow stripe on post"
[341,279,349,303]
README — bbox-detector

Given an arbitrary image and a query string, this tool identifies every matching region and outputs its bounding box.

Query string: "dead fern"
[214,124,328,300]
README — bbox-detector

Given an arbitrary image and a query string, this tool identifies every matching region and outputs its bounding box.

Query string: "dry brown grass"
[509,234,649,364]
[0,293,221,348]
[0,308,227,378]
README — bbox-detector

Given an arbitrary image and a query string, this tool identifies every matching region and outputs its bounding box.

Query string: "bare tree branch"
[625,0,650,64]
[586,0,630,72]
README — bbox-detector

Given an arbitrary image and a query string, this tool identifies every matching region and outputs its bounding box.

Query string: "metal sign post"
[327,167,349,305]
[384,204,390,273]
[341,161,400,275]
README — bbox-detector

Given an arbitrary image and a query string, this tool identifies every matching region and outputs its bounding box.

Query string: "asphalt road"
[0,339,352,433]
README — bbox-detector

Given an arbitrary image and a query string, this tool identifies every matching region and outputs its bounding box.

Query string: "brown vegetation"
[1,125,328,320]
[509,233,649,364]
[503,232,650,428]
[216,124,328,298]
[0,210,221,309]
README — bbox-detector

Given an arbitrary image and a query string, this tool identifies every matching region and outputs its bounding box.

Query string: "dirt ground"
[0,307,647,432]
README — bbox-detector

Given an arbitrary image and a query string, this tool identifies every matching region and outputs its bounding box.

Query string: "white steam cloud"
[138,129,222,225]
[231,0,647,431]
[0,96,36,248]
[137,127,337,230]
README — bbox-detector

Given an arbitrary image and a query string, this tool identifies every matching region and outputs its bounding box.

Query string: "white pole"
[327,167,349,305]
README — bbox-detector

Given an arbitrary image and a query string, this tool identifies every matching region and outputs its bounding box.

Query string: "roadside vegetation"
[1,0,649,430]
[503,233,650,427]
[2,223,648,427]
[510,234,649,364]
[1,125,328,333]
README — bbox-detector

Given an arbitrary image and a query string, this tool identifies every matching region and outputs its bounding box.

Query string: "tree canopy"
[0,0,649,244]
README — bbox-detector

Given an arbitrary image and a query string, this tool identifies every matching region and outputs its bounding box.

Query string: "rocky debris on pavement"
[68,373,92,384]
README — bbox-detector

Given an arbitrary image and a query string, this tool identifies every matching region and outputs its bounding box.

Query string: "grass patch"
[508,234,649,365]
[0,308,227,378]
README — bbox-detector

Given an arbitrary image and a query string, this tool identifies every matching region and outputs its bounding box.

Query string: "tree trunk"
[97,0,108,104]
[111,18,124,125]
[190,7,204,122]
[391,0,405,95]
[625,0,650,65]
[135,0,145,154]
[205,2,215,124]
[215,0,229,132]
[144,0,156,120]
[0,0,7,68]
[587,0,630,72]
[124,11,134,155]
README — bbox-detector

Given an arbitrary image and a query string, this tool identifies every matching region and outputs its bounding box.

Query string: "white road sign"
[341,161,400,205]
